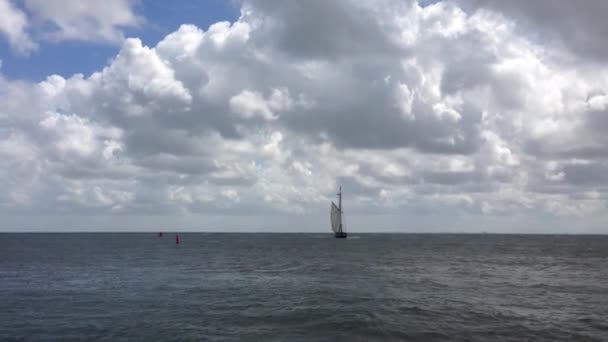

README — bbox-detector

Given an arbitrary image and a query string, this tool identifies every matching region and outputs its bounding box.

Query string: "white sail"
[330,202,341,233]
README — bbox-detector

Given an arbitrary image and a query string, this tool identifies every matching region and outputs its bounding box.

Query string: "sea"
[1,233,607,341]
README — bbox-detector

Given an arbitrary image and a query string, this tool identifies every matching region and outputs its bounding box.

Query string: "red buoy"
[175,233,180,245]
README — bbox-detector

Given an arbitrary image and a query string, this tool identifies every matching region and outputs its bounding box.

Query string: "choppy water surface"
[1,233,607,341]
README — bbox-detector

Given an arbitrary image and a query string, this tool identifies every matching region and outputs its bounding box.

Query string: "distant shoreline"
[1,231,607,236]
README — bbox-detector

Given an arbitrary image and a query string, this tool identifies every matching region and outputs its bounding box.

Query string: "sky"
[1,0,608,233]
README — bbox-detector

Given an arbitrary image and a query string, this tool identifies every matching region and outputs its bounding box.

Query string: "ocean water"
[1,233,607,341]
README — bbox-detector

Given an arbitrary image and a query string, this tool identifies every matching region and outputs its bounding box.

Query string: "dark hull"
[334,232,348,238]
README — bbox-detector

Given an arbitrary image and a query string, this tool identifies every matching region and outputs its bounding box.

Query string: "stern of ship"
[334,232,348,238]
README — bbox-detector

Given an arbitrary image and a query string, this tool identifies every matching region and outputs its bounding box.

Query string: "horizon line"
[1,231,607,236]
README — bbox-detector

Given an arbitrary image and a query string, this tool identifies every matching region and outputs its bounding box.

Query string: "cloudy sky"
[1,0,607,233]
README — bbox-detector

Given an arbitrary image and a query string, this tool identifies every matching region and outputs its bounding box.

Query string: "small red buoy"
[175,233,180,245]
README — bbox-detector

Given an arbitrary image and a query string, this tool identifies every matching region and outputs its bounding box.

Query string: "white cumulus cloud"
[0,0,141,54]
[0,0,37,54]
[24,0,142,43]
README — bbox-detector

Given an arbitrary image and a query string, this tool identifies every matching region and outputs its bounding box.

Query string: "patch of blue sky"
[0,0,239,81]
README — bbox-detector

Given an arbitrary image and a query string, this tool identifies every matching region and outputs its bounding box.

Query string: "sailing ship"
[331,186,347,238]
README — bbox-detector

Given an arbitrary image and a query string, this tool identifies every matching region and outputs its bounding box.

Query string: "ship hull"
[334,232,348,238]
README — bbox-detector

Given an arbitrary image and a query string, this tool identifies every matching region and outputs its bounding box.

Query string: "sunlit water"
[1,233,607,341]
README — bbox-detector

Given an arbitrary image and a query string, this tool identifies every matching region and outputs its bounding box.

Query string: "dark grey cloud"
[137,154,218,175]
[336,175,382,197]
[524,139,608,161]
[455,0,608,62]
[422,170,479,185]
[562,162,608,187]
[244,0,410,60]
